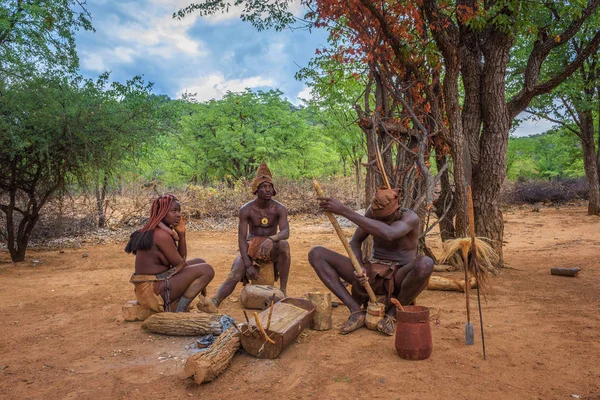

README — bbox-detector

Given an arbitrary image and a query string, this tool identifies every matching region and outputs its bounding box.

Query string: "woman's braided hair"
[125,194,178,254]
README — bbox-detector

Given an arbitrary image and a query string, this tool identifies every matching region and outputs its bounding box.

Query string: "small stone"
[82,253,89,258]
[59,250,65,254]
[571,395,581,399]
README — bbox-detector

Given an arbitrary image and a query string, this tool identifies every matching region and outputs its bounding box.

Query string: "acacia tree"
[178,0,600,263]
[0,73,162,261]
[521,30,600,214]
[0,0,92,76]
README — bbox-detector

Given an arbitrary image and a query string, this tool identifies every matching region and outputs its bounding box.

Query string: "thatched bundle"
[439,237,499,292]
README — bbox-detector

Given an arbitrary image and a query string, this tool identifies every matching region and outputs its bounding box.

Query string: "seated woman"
[125,194,216,313]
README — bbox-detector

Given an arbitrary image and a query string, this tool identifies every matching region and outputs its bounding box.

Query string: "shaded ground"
[1,206,599,399]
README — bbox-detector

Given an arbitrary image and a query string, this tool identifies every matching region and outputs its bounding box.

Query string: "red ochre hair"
[140,194,178,232]
[125,194,178,254]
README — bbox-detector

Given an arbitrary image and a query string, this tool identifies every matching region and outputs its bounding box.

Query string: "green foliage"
[507,131,584,180]
[143,89,343,185]
[0,0,93,76]
[0,71,166,260]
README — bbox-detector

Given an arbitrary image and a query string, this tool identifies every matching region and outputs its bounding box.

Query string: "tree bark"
[95,172,108,228]
[474,34,513,264]
[142,313,231,336]
[580,120,600,215]
[184,327,240,384]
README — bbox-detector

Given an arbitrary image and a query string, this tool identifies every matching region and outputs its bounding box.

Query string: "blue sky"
[75,0,327,104]
[74,1,549,136]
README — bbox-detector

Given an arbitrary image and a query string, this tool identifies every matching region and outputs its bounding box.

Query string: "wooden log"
[250,261,275,286]
[122,300,155,322]
[240,285,285,310]
[550,267,581,277]
[433,264,456,272]
[307,292,332,331]
[426,275,477,292]
[142,313,230,336]
[184,327,241,384]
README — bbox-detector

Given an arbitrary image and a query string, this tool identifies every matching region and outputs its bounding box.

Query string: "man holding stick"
[308,188,433,335]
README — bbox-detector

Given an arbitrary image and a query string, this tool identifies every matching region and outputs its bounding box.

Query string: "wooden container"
[395,305,432,360]
[240,285,285,309]
[251,261,275,286]
[307,292,332,331]
[240,298,315,359]
[365,302,385,330]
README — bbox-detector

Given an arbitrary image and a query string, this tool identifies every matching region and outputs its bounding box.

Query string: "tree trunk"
[95,172,108,228]
[580,118,600,215]
[184,327,241,384]
[354,159,362,209]
[474,37,513,265]
[142,313,231,336]
[433,155,455,241]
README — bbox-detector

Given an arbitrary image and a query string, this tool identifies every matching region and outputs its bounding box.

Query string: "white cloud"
[177,73,275,101]
[295,85,312,105]
[512,113,557,137]
[80,52,107,72]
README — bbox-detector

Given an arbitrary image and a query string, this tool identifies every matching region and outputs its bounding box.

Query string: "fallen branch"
[184,327,241,384]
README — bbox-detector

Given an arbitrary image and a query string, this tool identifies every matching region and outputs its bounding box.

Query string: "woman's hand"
[174,214,186,235]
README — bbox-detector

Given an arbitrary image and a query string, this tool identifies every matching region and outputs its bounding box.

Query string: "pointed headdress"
[252,161,276,195]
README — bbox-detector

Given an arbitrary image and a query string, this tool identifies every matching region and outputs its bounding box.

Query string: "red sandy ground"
[1,206,599,400]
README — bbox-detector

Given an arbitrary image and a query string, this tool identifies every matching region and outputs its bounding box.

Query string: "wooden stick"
[266,294,275,331]
[314,180,378,304]
[390,297,405,312]
[373,131,391,189]
[467,185,486,359]
[254,312,275,344]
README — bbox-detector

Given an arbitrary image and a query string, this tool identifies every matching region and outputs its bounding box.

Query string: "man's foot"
[376,314,396,336]
[197,297,218,313]
[339,310,366,335]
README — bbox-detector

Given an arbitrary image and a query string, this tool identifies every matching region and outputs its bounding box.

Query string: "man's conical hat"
[252,161,276,195]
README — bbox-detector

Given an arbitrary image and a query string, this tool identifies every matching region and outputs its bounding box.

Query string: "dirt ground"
[1,206,599,400]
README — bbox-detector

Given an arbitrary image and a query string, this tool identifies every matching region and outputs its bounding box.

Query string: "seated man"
[308,188,433,335]
[125,194,216,313]
[209,162,290,309]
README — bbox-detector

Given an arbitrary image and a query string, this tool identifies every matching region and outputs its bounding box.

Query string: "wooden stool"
[250,261,275,286]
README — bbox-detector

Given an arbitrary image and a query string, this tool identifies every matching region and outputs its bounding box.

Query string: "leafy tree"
[0,73,163,261]
[177,0,600,263]
[0,0,93,76]
[520,26,600,214]
[156,89,340,184]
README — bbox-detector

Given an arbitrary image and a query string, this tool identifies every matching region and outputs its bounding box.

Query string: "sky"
[74,0,551,137]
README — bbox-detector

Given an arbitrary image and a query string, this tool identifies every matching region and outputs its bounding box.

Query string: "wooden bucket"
[251,261,275,286]
[240,298,315,359]
[395,305,432,360]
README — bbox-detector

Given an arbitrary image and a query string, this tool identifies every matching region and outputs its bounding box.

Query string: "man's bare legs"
[211,256,246,307]
[212,239,291,306]
[273,240,290,295]
[376,255,433,335]
[308,246,366,334]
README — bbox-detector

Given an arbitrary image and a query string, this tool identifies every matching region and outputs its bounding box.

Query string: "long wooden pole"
[313,180,378,304]
[467,185,486,359]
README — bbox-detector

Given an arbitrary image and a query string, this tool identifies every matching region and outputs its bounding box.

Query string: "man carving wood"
[308,188,433,335]
[209,162,291,309]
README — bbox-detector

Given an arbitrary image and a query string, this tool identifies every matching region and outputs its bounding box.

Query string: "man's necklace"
[253,202,272,227]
